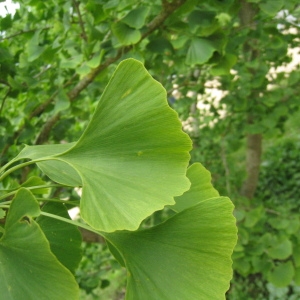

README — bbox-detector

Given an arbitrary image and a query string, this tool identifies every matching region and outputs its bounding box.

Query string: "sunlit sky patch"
[0,0,19,17]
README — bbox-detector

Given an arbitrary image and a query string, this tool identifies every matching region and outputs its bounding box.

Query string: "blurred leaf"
[76,63,91,77]
[211,53,237,76]
[234,209,245,222]
[53,89,70,114]
[0,208,5,219]
[122,7,149,29]
[26,30,45,62]
[267,239,292,260]
[21,176,49,194]
[244,206,264,228]
[186,38,216,65]
[0,14,13,30]
[171,35,189,49]
[86,50,105,68]
[112,22,141,45]
[60,54,83,69]
[146,37,174,54]
[259,0,283,16]
[233,258,251,276]
[188,10,218,36]
[268,217,289,229]
[286,218,300,234]
[267,261,294,287]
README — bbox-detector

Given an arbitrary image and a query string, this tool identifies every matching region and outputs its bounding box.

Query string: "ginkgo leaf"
[122,7,149,29]
[37,202,82,274]
[21,176,49,194]
[112,22,141,45]
[170,162,219,212]
[105,196,237,300]
[13,58,192,232]
[16,143,82,186]
[0,188,79,300]
[186,38,216,65]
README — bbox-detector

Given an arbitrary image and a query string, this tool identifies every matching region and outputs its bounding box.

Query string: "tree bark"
[241,133,262,198]
[239,0,262,199]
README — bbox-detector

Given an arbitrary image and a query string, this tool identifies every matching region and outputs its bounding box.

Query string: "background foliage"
[1,0,300,298]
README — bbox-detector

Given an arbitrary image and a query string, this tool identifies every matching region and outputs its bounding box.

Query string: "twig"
[33,65,52,79]
[0,79,10,86]
[30,73,77,119]
[35,113,61,144]
[72,0,88,42]
[265,208,281,216]
[1,27,51,41]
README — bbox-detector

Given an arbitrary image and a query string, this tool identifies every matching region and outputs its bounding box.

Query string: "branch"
[72,0,88,42]
[0,79,10,86]
[1,27,51,41]
[239,0,263,199]
[35,0,187,144]
[35,113,61,144]
[31,73,77,118]
[143,0,186,39]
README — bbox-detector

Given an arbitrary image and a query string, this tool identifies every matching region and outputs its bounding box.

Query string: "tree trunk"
[239,0,262,199]
[241,133,262,198]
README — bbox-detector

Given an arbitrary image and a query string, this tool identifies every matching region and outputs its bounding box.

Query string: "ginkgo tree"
[0,59,237,299]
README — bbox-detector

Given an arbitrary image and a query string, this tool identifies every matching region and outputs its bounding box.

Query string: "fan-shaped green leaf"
[211,53,237,76]
[0,188,79,300]
[60,59,192,232]
[170,162,219,212]
[37,202,82,273]
[267,261,294,287]
[188,10,218,36]
[267,239,292,260]
[14,59,192,232]
[259,0,283,16]
[122,7,149,29]
[26,30,45,62]
[112,22,141,45]
[186,38,216,65]
[16,143,82,186]
[21,176,49,194]
[105,196,237,299]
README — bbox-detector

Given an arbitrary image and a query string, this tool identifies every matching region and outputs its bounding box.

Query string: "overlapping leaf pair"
[0,59,237,299]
